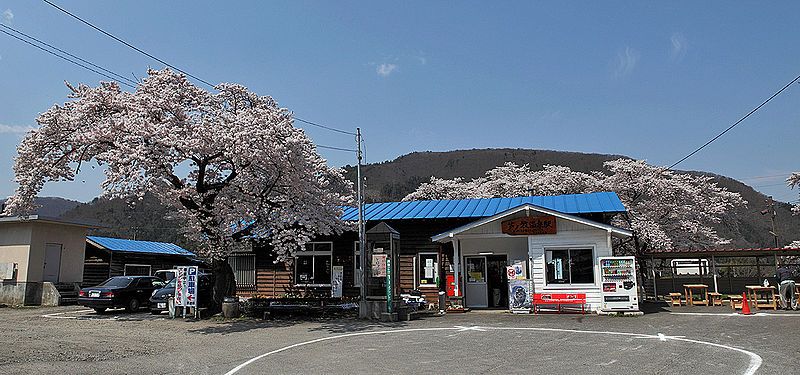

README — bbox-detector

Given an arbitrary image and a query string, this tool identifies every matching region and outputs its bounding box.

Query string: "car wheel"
[126,298,140,313]
[93,307,106,314]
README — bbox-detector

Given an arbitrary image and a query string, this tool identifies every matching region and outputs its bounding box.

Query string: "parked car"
[149,273,214,315]
[78,276,166,313]
[153,269,178,282]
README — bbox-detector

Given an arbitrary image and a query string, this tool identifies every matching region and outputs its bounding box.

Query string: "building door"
[464,256,488,308]
[486,255,508,308]
[43,243,63,282]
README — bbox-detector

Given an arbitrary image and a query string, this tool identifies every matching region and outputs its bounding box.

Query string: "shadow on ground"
[186,311,428,335]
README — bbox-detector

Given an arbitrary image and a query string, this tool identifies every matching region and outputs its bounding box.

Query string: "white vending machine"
[599,256,639,312]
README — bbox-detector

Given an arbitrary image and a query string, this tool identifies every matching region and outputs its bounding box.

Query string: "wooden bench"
[708,292,723,306]
[668,293,682,307]
[534,293,586,314]
[728,295,744,310]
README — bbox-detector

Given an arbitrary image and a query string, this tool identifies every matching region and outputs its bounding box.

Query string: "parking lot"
[1,304,799,374]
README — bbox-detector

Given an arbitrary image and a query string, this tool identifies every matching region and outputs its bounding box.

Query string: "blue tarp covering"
[340,191,626,222]
[87,236,195,257]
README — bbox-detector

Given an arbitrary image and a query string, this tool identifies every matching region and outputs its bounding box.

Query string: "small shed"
[0,215,95,305]
[82,236,199,287]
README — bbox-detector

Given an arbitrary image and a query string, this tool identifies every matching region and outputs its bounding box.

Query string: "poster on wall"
[372,254,387,277]
[331,266,344,298]
[508,279,534,313]
[512,260,526,280]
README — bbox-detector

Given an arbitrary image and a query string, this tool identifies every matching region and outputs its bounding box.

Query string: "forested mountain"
[0,196,80,217]
[22,148,795,250]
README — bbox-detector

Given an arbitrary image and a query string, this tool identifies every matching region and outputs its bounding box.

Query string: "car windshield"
[165,278,177,288]
[98,277,133,287]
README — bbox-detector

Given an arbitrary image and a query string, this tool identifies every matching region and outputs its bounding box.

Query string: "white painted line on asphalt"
[671,312,800,317]
[41,309,94,319]
[223,325,763,375]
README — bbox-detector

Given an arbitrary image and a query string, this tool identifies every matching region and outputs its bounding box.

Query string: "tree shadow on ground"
[187,310,417,335]
[639,301,671,314]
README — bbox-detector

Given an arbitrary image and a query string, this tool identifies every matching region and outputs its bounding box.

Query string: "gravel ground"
[1,303,798,374]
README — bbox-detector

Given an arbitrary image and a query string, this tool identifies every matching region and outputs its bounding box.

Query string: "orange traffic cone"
[740,292,752,315]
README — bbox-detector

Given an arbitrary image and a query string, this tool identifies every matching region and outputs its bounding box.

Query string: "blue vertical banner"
[386,257,392,313]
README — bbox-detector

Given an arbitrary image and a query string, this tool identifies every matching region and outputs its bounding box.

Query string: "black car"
[149,273,214,315]
[78,276,166,313]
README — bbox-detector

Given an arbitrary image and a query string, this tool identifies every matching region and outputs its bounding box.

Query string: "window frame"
[295,241,334,287]
[353,241,361,287]
[544,246,596,286]
[123,264,152,276]
[228,253,256,288]
[417,252,439,288]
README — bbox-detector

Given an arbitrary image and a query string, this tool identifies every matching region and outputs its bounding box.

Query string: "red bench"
[533,293,587,314]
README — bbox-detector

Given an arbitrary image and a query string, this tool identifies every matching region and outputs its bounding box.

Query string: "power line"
[0,26,136,89]
[0,23,138,86]
[317,144,357,153]
[42,0,215,88]
[42,0,358,139]
[668,73,800,169]
[294,117,357,136]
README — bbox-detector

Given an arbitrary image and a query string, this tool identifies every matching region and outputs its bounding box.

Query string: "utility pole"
[356,128,367,318]
[762,196,779,248]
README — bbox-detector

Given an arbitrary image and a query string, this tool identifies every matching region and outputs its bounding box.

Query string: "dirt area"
[1,303,799,374]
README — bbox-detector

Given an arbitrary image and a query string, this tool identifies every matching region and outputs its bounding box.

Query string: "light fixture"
[478,251,494,255]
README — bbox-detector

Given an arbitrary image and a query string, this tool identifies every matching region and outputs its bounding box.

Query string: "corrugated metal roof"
[87,236,195,257]
[341,191,626,222]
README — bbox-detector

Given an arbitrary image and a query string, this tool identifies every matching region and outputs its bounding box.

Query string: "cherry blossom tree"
[789,172,800,214]
[404,159,745,253]
[4,69,353,304]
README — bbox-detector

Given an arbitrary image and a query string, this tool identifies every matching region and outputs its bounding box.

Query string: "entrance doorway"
[464,254,508,308]
[43,243,62,282]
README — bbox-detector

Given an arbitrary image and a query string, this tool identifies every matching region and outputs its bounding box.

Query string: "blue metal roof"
[87,236,195,257]
[340,192,626,222]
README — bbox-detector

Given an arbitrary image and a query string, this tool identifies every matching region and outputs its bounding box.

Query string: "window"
[295,242,333,286]
[354,241,362,287]
[229,254,256,287]
[418,253,439,287]
[545,248,594,285]
[124,264,151,276]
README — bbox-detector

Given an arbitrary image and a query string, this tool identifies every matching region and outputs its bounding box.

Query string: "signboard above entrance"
[501,216,557,235]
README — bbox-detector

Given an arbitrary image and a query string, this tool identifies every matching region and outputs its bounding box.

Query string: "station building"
[230,192,633,312]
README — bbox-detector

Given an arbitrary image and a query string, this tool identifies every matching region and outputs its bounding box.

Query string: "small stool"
[728,295,744,310]
[668,293,682,307]
[708,292,723,306]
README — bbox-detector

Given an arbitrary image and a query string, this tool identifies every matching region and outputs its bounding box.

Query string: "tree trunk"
[211,258,236,311]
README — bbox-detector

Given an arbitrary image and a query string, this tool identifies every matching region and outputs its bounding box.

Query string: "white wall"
[0,223,33,282]
[455,211,615,312]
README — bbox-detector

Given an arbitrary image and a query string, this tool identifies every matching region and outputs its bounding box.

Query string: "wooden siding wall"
[244,219,470,306]
[81,243,197,287]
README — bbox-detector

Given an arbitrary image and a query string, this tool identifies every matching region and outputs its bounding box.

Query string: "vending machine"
[599,256,639,312]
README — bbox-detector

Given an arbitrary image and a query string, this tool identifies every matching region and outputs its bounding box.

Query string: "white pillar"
[453,238,461,297]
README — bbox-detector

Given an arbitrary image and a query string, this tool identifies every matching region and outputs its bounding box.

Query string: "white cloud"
[376,63,398,77]
[0,124,35,134]
[670,32,687,61]
[613,46,640,78]
[2,9,13,24]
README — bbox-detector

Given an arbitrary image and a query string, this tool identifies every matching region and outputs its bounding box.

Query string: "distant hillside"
[59,194,198,251]
[343,148,800,248]
[0,196,81,217]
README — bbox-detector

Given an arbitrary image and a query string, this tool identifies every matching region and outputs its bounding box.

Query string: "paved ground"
[1,303,799,374]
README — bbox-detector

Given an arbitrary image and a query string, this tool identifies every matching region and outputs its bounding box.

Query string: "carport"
[641,247,800,298]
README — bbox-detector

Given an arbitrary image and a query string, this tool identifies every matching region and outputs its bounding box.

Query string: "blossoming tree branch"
[4,69,353,303]
[404,159,746,253]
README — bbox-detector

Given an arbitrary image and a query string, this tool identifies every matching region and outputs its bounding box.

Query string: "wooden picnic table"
[745,285,777,310]
[683,284,709,306]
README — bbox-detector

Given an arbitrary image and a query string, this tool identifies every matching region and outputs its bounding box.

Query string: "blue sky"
[1,1,798,204]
